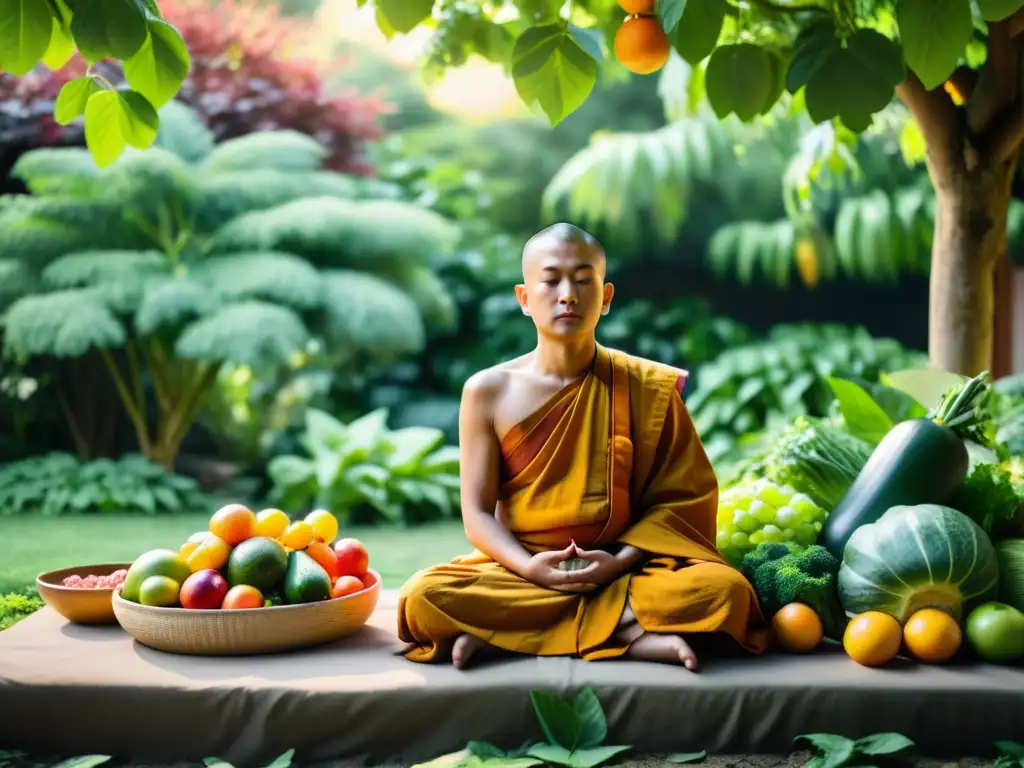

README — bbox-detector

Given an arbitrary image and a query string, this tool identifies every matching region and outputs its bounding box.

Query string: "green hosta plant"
[2,1,191,168]
[0,101,459,469]
[0,451,209,516]
[267,407,461,526]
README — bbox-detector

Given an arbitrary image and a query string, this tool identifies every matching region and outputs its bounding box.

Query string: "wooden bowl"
[36,563,131,625]
[111,569,382,656]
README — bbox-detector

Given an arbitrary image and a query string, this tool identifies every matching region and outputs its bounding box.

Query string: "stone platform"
[0,591,1021,765]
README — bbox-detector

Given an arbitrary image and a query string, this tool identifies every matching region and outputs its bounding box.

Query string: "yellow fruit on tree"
[614,16,670,75]
[305,509,338,543]
[255,508,290,539]
[796,238,820,288]
[280,521,314,550]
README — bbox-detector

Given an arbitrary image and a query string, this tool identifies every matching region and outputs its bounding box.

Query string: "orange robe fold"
[397,345,770,662]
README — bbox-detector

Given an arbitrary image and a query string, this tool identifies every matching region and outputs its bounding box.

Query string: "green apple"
[965,602,1024,664]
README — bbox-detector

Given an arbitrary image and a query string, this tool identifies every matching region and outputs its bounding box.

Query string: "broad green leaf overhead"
[0,0,191,166]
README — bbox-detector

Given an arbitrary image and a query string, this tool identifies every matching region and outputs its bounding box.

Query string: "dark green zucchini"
[820,370,991,560]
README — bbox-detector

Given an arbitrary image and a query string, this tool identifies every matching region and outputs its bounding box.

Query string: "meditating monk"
[396,222,770,670]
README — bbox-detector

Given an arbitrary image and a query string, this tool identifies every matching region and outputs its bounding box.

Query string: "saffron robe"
[397,345,770,662]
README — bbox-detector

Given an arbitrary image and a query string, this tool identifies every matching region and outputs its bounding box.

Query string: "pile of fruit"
[117,504,374,610]
[62,569,128,589]
[719,371,1024,668]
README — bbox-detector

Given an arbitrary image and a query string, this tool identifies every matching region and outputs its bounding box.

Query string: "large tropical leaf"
[369,262,459,332]
[2,289,127,358]
[187,251,327,310]
[135,276,218,335]
[174,300,310,368]
[192,170,361,232]
[91,148,201,226]
[199,130,328,173]
[9,148,100,197]
[153,100,216,164]
[41,250,168,289]
[541,116,735,243]
[211,197,461,267]
[320,269,426,359]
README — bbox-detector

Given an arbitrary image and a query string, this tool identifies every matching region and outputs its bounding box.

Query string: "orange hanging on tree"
[614,15,670,75]
[618,0,656,13]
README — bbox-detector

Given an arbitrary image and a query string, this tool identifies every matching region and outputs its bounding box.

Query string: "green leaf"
[896,0,973,90]
[976,0,1024,20]
[794,733,856,756]
[0,0,55,76]
[803,46,894,132]
[529,690,583,750]
[879,369,966,410]
[41,13,76,70]
[826,377,895,444]
[511,23,598,125]
[845,29,905,87]
[124,18,191,108]
[668,752,707,764]
[54,76,103,126]
[571,688,607,749]
[704,43,774,121]
[83,88,160,168]
[69,0,149,62]
[785,19,840,93]
[51,756,112,768]
[376,0,434,34]
[526,744,574,766]
[854,733,915,756]
[671,0,725,65]
[567,746,632,768]
[174,300,310,368]
[658,0,687,35]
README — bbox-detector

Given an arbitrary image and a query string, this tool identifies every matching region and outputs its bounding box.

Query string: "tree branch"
[896,71,962,187]
[966,20,1020,136]
[1009,7,1024,38]
[99,348,151,454]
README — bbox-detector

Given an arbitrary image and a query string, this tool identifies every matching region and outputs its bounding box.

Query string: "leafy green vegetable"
[740,542,846,639]
[947,460,1024,537]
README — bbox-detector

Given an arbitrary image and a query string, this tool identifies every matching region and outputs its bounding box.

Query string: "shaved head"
[522,222,606,279]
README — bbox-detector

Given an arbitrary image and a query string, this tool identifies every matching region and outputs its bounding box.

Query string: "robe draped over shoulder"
[397,345,770,662]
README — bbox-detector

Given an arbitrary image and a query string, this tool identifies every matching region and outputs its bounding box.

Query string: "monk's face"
[515,242,613,337]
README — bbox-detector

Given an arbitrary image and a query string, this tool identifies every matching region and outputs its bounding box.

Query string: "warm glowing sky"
[316,0,531,123]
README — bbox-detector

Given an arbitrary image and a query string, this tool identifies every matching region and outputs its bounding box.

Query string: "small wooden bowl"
[112,569,382,656]
[36,563,132,625]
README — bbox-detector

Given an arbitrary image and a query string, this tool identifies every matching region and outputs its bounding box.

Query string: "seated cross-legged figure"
[397,222,770,670]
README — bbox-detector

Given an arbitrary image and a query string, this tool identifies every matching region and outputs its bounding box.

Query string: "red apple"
[180,569,229,610]
[334,537,369,578]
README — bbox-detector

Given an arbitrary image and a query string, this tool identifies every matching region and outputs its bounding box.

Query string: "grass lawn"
[1,513,471,594]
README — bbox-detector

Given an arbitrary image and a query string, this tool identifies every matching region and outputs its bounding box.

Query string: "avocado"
[226,537,289,591]
[283,549,332,604]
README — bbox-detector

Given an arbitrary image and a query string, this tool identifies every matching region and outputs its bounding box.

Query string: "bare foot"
[626,633,699,671]
[452,633,492,669]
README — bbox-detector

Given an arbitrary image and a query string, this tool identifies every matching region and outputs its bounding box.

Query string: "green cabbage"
[837,504,1000,623]
[995,539,1024,612]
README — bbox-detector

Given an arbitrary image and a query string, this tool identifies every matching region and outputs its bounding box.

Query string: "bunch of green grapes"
[716,478,827,564]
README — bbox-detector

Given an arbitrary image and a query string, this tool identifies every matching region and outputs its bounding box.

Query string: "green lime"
[139,575,181,607]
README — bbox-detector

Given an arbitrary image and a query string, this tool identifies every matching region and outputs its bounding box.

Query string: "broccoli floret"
[740,542,847,640]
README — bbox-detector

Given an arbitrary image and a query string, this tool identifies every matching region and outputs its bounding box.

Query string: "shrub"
[0,452,210,516]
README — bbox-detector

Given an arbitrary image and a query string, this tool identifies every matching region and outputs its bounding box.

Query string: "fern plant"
[0,101,461,469]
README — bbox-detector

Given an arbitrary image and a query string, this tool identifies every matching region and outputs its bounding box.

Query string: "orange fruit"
[280,520,314,550]
[222,584,264,610]
[186,535,231,572]
[618,0,655,13]
[331,575,364,599]
[209,503,257,546]
[614,16,670,75]
[903,608,962,663]
[255,508,289,539]
[843,611,903,667]
[772,602,823,653]
[306,541,340,581]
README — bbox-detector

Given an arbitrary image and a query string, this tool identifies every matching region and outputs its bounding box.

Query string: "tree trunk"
[929,164,1015,376]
